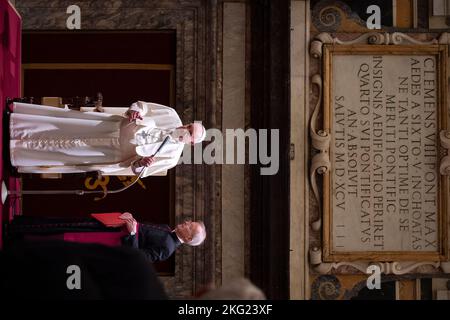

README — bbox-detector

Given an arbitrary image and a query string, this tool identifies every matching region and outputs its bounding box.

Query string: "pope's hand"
[127,110,143,122]
[138,156,155,167]
[119,212,137,234]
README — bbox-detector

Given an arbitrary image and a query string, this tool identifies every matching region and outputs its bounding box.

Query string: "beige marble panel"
[222,2,246,282]
[330,54,440,253]
[290,0,310,300]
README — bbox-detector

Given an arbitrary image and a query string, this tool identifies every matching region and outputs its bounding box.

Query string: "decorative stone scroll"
[309,246,448,274]
[310,74,331,231]
[309,32,450,272]
[441,130,450,175]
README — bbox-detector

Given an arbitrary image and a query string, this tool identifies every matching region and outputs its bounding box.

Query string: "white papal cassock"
[9,101,184,177]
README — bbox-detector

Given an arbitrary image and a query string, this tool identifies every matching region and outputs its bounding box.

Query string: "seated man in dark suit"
[5,213,206,263]
[120,212,206,262]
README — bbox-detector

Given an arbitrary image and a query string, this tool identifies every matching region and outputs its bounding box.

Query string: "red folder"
[90,212,126,227]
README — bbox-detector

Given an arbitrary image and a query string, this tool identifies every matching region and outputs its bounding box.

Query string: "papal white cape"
[9,101,184,177]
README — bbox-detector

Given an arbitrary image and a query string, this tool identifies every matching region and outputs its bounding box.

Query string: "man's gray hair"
[193,123,206,144]
[187,221,206,246]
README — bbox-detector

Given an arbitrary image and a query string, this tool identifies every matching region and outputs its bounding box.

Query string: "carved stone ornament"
[309,246,448,275]
[311,275,341,300]
[311,0,367,33]
[440,130,450,176]
[309,74,330,231]
[310,32,449,59]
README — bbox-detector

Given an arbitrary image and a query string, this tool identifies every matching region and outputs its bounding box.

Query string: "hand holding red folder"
[91,212,126,227]
[118,212,138,234]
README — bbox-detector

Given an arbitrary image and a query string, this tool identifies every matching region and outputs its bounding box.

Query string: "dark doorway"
[20,31,177,274]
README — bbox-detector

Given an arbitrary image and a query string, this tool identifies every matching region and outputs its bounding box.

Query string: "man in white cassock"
[9,101,206,177]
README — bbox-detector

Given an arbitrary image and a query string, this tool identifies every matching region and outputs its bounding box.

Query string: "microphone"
[151,136,171,157]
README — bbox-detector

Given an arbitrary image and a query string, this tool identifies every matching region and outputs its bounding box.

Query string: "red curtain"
[0,0,21,248]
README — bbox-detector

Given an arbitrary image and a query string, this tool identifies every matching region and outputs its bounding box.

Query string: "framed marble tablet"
[321,44,449,262]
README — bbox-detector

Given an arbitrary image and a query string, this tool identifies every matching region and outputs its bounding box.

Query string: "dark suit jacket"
[121,224,181,262]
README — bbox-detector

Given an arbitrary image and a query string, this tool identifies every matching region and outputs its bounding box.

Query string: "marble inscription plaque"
[324,46,448,260]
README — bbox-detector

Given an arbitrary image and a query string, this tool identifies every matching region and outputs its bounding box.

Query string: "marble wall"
[221,2,246,282]
[290,0,310,300]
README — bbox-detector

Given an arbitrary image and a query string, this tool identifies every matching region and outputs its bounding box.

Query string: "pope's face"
[175,220,201,242]
[174,124,203,145]
[173,126,193,144]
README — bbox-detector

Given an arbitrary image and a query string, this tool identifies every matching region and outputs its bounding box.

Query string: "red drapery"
[0,0,21,249]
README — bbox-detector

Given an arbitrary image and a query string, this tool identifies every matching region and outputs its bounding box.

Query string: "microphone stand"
[1,136,171,204]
